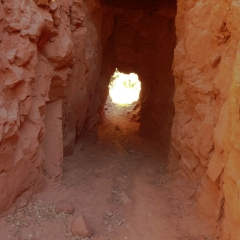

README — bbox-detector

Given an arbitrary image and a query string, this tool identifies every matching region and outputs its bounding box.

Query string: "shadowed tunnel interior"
[71,0,177,155]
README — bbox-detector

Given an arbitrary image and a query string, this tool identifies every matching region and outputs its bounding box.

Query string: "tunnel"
[63,0,176,156]
[0,0,240,239]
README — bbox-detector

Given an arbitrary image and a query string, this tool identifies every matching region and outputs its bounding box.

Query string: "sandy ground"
[0,100,215,240]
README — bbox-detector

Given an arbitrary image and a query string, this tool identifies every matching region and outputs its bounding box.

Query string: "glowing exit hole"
[109,69,141,105]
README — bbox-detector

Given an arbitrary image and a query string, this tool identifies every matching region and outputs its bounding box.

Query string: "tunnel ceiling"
[100,0,176,8]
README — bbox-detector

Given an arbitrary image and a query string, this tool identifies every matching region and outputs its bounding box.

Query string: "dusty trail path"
[0,100,214,240]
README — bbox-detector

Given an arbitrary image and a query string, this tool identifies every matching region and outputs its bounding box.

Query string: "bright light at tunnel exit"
[109,69,141,105]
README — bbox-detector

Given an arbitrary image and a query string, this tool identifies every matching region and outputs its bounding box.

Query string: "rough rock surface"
[0,0,68,214]
[63,0,102,155]
[169,0,240,238]
[0,0,101,214]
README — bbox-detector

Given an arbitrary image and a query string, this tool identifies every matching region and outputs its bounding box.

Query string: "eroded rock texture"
[169,0,240,238]
[63,0,102,156]
[0,0,101,214]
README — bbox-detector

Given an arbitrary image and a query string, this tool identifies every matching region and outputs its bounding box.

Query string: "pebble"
[71,215,93,237]
[120,191,131,204]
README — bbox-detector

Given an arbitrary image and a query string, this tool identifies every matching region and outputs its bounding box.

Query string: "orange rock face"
[169,0,240,238]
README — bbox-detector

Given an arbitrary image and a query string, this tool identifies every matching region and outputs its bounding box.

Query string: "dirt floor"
[0,99,215,240]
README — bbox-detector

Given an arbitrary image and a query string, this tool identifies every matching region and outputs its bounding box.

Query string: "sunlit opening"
[109,69,141,105]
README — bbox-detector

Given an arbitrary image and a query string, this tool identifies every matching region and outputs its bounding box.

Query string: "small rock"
[128,149,137,154]
[118,220,124,226]
[115,125,121,131]
[49,1,58,11]
[55,199,74,214]
[120,191,131,204]
[49,35,58,42]
[129,112,140,122]
[106,210,114,218]
[71,215,93,238]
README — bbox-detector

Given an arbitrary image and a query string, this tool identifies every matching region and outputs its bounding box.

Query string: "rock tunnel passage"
[0,100,215,239]
[1,0,240,239]
[64,0,177,154]
[108,70,141,105]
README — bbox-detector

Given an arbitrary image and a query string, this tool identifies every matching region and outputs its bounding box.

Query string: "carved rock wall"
[0,0,101,214]
[63,0,102,155]
[169,0,240,238]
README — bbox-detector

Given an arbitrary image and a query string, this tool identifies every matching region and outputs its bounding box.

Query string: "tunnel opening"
[108,69,141,105]
[68,0,177,155]
[85,0,178,155]
[61,1,215,231]
[72,1,216,237]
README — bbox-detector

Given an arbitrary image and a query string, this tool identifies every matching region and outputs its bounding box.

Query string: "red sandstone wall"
[169,0,240,238]
[63,0,103,155]
[0,0,101,214]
